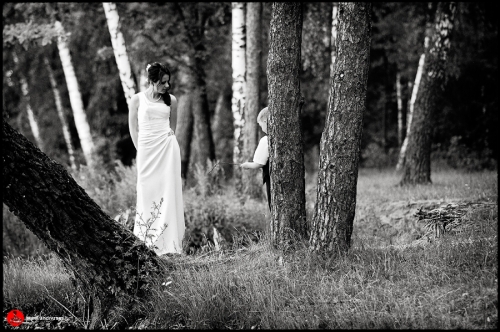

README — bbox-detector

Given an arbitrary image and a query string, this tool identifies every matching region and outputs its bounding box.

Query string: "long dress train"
[133,92,185,255]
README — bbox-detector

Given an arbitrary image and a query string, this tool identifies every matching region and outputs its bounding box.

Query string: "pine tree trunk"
[176,92,194,179]
[231,2,246,186]
[309,2,371,255]
[396,52,425,171]
[212,86,234,178]
[191,83,216,169]
[400,2,456,185]
[2,120,171,329]
[243,2,263,198]
[102,2,137,107]
[396,71,404,147]
[44,56,77,171]
[267,2,307,247]
[54,20,95,168]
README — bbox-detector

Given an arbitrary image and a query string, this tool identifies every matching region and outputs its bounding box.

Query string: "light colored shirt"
[253,136,269,165]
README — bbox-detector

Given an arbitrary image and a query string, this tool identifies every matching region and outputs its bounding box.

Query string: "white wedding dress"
[133,92,185,255]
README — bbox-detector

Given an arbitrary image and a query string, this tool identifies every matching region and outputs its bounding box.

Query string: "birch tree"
[267,2,307,247]
[231,2,246,186]
[396,52,425,170]
[309,2,371,254]
[396,71,404,147]
[54,19,95,168]
[400,2,456,185]
[102,2,137,107]
[12,52,44,151]
[44,56,77,170]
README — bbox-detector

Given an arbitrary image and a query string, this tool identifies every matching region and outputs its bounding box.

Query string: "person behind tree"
[240,107,271,211]
[128,62,185,256]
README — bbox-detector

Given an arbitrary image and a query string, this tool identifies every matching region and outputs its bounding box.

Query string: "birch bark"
[102,2,137,107]
[231,2,246,183]
[54,20,95,168]
[44,56,77,170]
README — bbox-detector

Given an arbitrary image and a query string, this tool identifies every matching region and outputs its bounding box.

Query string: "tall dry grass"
[3,168,497,329]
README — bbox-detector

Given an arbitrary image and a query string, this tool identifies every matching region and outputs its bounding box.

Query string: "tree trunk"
[54,20,95,168]
[267,2,307,247]
[175,56,195,179]
[176,92,194,179]
[12,52,44,151]
[396,71,404,147]
[212,86,234,178]
[102,2,137,107]
[400,2,456,185]
[231,2,246,186]
[2,120,171,329]
[330,2,339,77]
[396,52,425,171]
[309,2,371,255]
[191,83,216,169]
[244,2,263,198]
[44,56,78,171]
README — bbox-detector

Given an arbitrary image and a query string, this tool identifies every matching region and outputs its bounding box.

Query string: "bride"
[128,62,185,255]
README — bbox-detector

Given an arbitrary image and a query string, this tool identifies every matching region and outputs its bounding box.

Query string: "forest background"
[3,2,498,258]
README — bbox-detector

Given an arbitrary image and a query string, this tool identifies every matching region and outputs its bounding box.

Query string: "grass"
[3,168,498,329]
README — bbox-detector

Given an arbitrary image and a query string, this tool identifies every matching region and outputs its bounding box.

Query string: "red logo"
[6,309,25,327]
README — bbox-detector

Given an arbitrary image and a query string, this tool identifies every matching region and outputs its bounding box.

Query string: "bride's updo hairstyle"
[146,62,172,106]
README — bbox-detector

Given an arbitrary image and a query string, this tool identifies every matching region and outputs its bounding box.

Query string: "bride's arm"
[128,94,139,149]
[170,94,178,134]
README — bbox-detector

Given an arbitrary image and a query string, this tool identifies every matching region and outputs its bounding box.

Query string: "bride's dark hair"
[146,62,172,106]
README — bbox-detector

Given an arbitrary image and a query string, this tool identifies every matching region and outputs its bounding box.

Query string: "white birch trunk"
[396,71,403,147]
[54,20,95,168]
[102,2,137,106]
[231,2,246,163]
[44,56,77,170]
[12,52,44,150]
[396,51,426,170]
[330,2,339,76]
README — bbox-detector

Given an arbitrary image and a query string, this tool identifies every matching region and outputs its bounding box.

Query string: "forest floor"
[3,168,498,329]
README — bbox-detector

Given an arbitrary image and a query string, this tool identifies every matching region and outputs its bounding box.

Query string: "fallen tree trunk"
[3,120,171,329]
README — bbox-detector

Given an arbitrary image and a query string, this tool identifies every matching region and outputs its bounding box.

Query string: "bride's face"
[155,74,170,94]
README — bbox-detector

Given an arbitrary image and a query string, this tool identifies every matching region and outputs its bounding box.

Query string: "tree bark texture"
[400,2,456,185]
[243,2,263,198]
[267,2,307,246]
[2,121,171,328]
[309,2,371,254]
[103,2,138,108]
[231,2,246,186]
[44,56,77,171]
[54,20,95,168]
